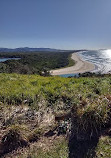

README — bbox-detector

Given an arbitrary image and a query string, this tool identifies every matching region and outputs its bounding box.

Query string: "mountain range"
[0,47,64,52]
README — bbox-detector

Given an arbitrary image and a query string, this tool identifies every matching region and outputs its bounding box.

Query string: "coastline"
[51,52,95,75]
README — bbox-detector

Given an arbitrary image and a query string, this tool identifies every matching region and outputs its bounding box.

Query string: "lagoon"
[0,58,20,62]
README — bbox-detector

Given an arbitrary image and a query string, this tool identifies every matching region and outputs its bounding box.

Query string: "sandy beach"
[51,52,95,75]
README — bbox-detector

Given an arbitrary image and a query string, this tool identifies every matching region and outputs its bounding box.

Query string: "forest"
[0,51,75,75]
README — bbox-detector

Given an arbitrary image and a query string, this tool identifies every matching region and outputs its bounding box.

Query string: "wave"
[78,50,111,74]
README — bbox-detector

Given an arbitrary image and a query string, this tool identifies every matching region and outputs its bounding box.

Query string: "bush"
[28,128,44,142]
[0,125,28,156]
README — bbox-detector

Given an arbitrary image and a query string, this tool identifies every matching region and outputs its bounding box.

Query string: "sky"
[0,0,111,50]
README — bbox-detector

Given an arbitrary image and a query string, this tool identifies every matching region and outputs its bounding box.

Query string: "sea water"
[78,49,111,74]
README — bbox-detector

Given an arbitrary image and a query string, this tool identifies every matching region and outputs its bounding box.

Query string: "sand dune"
[51,53,95,75]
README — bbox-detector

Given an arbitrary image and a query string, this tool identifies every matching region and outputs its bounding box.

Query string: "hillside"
[0,73,110,157]
[0,51,75,75]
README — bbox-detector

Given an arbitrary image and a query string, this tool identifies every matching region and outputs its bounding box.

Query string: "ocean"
[78,50,111,74]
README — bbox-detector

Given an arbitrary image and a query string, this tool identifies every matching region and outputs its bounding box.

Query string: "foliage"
[0,51,74,75]
[28,127,45,142]
[95,136,111,158]
[0,125,28,156]
[0,73,110,110]
[20,138,68,158]
[0,73,111,157]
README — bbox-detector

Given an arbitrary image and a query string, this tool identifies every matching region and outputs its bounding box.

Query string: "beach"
[51,52,95,75]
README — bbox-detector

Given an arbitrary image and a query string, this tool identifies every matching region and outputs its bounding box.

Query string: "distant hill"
[0,47,65,52]
[0,47,87,53]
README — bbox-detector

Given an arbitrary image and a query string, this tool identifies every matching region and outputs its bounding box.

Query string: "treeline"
[78,72,111,77]
[0,51,74,75]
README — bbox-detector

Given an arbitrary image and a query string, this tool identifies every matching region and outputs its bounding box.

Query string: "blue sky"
[0,0,111,49]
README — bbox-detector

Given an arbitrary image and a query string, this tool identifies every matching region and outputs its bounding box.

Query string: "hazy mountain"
[0,47,64,52]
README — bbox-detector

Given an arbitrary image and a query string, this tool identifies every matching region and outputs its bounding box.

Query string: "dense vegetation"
[0,73,111,157]
[0,51,75,75]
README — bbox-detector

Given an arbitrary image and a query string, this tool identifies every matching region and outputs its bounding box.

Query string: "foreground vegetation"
[0,73,111,157]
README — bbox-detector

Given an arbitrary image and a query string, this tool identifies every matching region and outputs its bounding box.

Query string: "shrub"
[0,125,28,156]
[28,127,44,142]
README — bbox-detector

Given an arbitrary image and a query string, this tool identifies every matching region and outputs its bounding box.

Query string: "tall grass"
[0,73,111,157]
[0,73,111,109]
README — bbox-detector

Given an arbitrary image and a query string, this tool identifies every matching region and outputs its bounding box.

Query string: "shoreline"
[51,52,95,75]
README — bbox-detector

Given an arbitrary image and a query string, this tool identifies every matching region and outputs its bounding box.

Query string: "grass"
[36,139,68,158]
[0,125,28,156]
[0,73,110,107]
[19,138,68,158]
[95,136,111,158]
[0,73,111,157]
[0,74,111,132]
